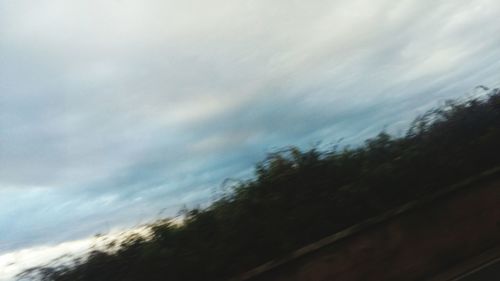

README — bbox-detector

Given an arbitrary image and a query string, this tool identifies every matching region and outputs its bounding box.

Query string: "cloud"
[1,0,500,267]
[0,227,151,281]
[0,238,92,281]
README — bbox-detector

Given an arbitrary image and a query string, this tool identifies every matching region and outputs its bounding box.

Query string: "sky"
[1,0,500,279]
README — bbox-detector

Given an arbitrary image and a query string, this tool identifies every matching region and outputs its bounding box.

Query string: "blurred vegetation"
[19,89,500,281]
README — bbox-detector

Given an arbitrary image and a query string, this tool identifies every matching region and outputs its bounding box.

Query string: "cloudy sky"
[1,0,500,278]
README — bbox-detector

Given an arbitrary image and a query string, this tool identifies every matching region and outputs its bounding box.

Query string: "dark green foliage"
[19,89,500,281]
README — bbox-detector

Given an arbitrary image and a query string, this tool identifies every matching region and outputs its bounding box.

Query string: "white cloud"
[0,227,151,281]
[0,239,91,281]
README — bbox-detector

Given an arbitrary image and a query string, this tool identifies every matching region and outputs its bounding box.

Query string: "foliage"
[19,89,500,281]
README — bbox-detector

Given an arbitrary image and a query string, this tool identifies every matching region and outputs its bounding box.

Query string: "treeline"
[20,88,500,281]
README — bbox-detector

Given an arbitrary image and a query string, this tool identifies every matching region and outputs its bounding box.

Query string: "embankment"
[234,169,500,281]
